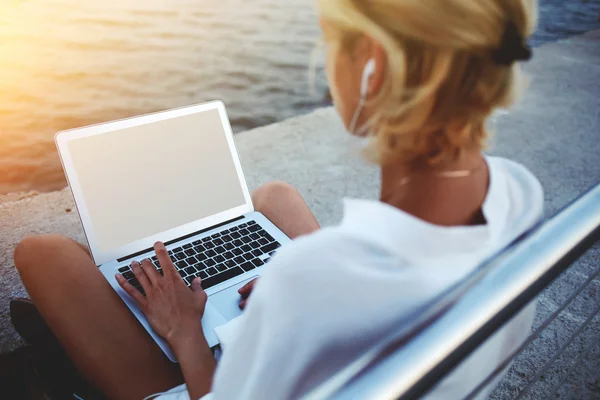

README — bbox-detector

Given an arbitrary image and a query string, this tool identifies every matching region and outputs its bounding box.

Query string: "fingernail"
[115,273,121,280]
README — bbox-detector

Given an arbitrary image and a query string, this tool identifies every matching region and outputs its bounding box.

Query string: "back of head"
[316,0,538,166]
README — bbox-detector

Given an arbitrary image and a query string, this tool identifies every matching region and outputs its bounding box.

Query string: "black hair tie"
[492,21,532,66]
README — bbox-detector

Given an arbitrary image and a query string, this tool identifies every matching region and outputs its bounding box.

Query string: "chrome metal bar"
[329,183,600,400]
[464,263,600,399]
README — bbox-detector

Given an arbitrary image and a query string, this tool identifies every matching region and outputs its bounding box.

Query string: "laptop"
[55,100,290,362]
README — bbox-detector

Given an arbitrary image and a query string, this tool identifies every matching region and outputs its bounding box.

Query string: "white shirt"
[158,155,544,400]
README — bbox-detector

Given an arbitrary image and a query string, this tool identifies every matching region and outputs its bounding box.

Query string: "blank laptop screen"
[67,108,246,252]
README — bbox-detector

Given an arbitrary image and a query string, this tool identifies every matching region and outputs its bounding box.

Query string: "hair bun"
[492,21,532,66]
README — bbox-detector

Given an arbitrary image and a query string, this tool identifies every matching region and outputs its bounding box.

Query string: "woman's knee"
[14,234,74,272]
[252,181,300,210]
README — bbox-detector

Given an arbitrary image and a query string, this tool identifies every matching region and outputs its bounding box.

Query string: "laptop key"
[222,235,232,242]
[224,243,234,250]
[186,276,195,285]
[214,246,226,254]
[248,221,257,226]
[260,242,281,254]
[250,241,260,249]
[170,254,177,262]
[224,260,236,268]
[196,253,208,261]
[205,249,217,258]
[205,259,216,267]
[248,224,260,232]
[187,256,198,265]
[264,233,275,242]
[239,223,248,228]
[199,271,208,279]
[240,262,255,272]
[202,237,211,243]
[185,249,196,256]
[234,256,245,264]
[194,244,206,252]
[205,242,215,249]
[233,239,243,247]
[192,240,202,246]
[206,267,217,276]
[243,253,254,261]
[216,264,227,272]
[211,233,220,239]
[241,244,252,252]
[250,233,260,240]
[241,237,251,244]
[214,238,224,246]
[232,248,243,256]
[128,277,140,287]
[222,229,230,235]
[197,261,208,270]
[178,270,186,278]
[122,271,134,280]
[175,252,186,260]
[231,232,241,239]
[252,249,263,257]
[223,251,234,259]
[258,238,269,246]
[183,244,192,249]
[230,226,239,231]
[239,229,250,236]
[252,258,264,267]
[185,266,196,274]
[257,229,267,237]
[176,261,187,269]
[173,247,183,253]
[214,255,225,263]
[118,266,130,273]
[201,267,244,290]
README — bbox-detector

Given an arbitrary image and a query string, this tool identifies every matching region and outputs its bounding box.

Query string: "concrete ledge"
[1,30,599,397]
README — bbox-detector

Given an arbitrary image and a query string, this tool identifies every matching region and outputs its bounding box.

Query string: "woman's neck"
[379,150,490,227]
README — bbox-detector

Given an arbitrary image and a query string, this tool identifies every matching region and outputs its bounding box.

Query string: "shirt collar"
[339,156,509,263]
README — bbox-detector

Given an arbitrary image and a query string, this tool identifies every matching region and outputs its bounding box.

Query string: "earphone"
[360,58,376,98]
[349,58,376,135]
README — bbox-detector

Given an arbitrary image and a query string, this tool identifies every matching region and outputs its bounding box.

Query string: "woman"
[14,0,542,399]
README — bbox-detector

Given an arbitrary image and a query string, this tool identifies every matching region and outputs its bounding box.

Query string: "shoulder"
[489,156,544,213]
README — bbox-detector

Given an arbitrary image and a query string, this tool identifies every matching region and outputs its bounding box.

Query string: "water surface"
[0,0,598,194]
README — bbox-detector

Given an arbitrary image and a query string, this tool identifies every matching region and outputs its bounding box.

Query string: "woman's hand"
[115,242,207,345]
[238,278,259,309]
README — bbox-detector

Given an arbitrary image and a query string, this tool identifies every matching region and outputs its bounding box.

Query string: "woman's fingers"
[155,242,177,280]
[190,277,203,292]
[115,273,146,306]
[131,261,152,291]
[140,258,159,286]
[238,278,258,298]
[239,299,247,310]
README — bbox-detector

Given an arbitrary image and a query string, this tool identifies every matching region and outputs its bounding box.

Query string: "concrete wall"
[1,30,599,397]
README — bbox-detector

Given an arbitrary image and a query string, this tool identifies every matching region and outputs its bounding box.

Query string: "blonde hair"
[316,0,538,166]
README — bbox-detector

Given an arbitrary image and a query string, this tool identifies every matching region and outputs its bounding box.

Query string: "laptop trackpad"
[202,301,227,347]
[210,276,258,320]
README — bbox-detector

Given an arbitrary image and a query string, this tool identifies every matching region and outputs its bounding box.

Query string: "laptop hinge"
[116,215,245,263]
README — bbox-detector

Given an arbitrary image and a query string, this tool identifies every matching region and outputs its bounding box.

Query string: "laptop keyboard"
[117,220,280,295]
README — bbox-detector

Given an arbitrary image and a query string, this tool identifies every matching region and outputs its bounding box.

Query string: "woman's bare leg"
[14,235,183,400]
[252,181,320,239]
[12,181,315,399]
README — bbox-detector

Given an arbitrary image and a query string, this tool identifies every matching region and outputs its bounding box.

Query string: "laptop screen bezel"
[55,101,254,266]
